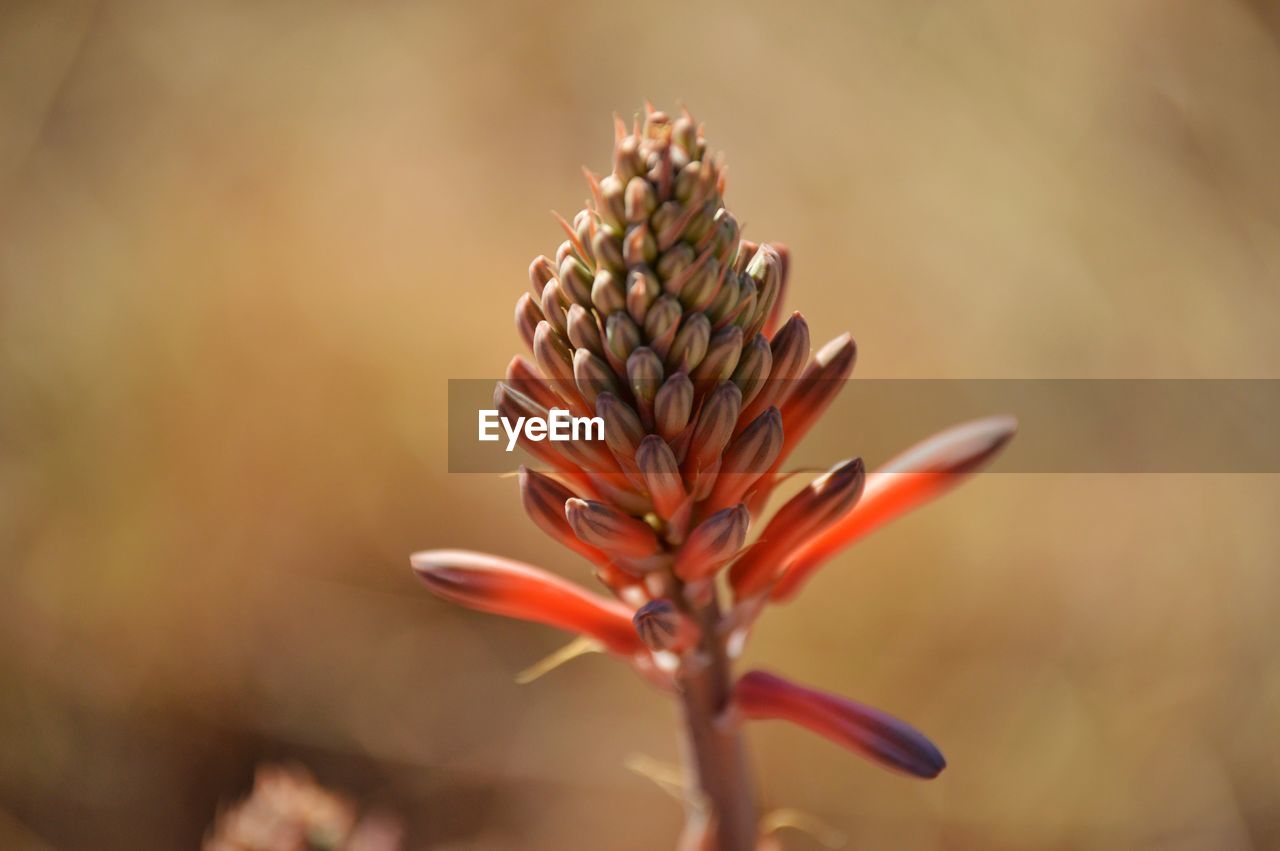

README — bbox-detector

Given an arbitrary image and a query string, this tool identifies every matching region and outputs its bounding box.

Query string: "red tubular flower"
[410,549,643,656]
[770,415,1017,603]
[735,670,945,779]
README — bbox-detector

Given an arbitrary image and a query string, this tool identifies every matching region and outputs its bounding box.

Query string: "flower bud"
[565,498,660,559]
[605,312,642,362]
[654,373,694,441]
[656,242,696,285]
[596,392,647,460]
[777,333,856,460]
[515,293,542,351]
[613,135,643,182]
[732,333,773,407]
[598,174,626,230]
[592,269,625,315]
[622,223,657,267]
[685,382,742,474]
[633,599,697,653]
[730,458,865,599]
[624,177,656,224]
[666,313,711,373]
[559,257,594,307]
[735,670,946,779]
[592,228,625,273]
[519,467,606,565]
[574,348,619,409]
[539,279,568,336]
[635,435,686,520]
[674,504,749,582]
[693,326,744,386]
[532,321,576,388]
[528,255,557,295]
[626,269,661,324]
[706,407,783,509]
[627,346,664,406]
[566,304,604,356]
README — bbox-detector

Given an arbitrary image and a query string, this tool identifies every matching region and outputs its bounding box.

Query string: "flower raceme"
[410,106,1016,850]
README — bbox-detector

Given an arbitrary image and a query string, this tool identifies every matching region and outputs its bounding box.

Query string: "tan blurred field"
[2,1,1279,848]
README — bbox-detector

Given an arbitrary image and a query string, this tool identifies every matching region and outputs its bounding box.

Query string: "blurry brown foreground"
[2,1,1280,848]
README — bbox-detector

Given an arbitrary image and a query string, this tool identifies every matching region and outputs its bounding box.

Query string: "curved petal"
[410,549,642,655]
[735,670,945,779]
[771,415,1016,602]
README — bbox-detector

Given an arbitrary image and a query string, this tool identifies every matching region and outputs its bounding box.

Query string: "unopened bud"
[566,304,604,356]
[624,177,656,224]
[674,504,749,582]
[606,312,642,362]
[596,392,647,459]
[636,435,686,520]
[598,174,626,230]
[707,407,783,508]
[732,333,773,407]
[626,269,661,324]
[529,255,557,295]
[685,382,742,474]
[622,223,657,267]
[666,313,711,373]
[539,279,568,335]
[515,293,543,351]
[633,599,697,653]
[656,242,696,285]
[693,326,744,386]
[573,348,619,409]
[654,373,694,441]
[592,228,625,273]
[559,257,593,307]
[565,498,660,559]
[592,269,625,315]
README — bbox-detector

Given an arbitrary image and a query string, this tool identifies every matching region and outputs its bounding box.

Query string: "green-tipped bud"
[606,312,642,362]
[596,392,646,460]
[559,257,593,307]
[592,269,625,315]
[680,257,722,311]
[732,333,773,407]
[674,161,702,204]
[626,270,661,325]
[624,177,656,224]
[515,293,542,351]
[643,295,682,346]
[711,210,740,265]
[591,229,625,273]
[674,504,749,582]
[686,381,742,474]
[650,201,682,242]
[566,304,604,356]
[654,373,694,441]
[529,255,557,295]
[622,224,657,267]
[666,312,711,373]
[614,136,643,182]
[636,435,686,520]
[598,174,626,230]
[705,274,740,324]
[574,348,619,409]
[693,326,744,386]
[565,498,660,559]
[657,242,696,285]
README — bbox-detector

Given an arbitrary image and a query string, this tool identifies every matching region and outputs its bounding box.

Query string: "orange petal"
[410,549,642,655]
[771,415,1017,602]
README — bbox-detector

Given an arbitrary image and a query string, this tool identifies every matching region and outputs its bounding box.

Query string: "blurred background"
[3,0,1279,847]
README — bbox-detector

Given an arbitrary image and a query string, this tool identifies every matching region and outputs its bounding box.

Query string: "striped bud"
[626,269,661,324]
[606,312,642,362]
[624,177,656,224]
[707,407,783,509]
[666,313,711,373]
[685,382,742,474]
[410,549,641,656]
[777,333,856,461]
[559,257,593,307]
[657,242,696,285]
[730,458,865,599]
[614,135,642,182]
[566,304,604,356]
[636,435,686,520]
[532,321,576,390]
[693,326,744,386]
[565,498,660,559]
[505,356,561,414]
[592,269,625,315]
[529,256,557,295]
[598,174,625,229]
[732,333,772,407]
[592,228,625,273]
[596,392,646,460]
[573,348,619,409]
[515,293,542,350]
[627,347,663,406]
[622,223,657,267]
[539,279,568,335]
[674,504,749,582]
[633,599,697,653]
[736,670,946,779]
[740,312,811,430]
[654,373,694,441]
[519,467,605,565]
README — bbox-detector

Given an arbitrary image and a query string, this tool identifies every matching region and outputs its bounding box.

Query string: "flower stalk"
[410,106,1016,849]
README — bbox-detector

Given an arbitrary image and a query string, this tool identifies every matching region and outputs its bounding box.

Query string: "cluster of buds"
[412,106,1015,849]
